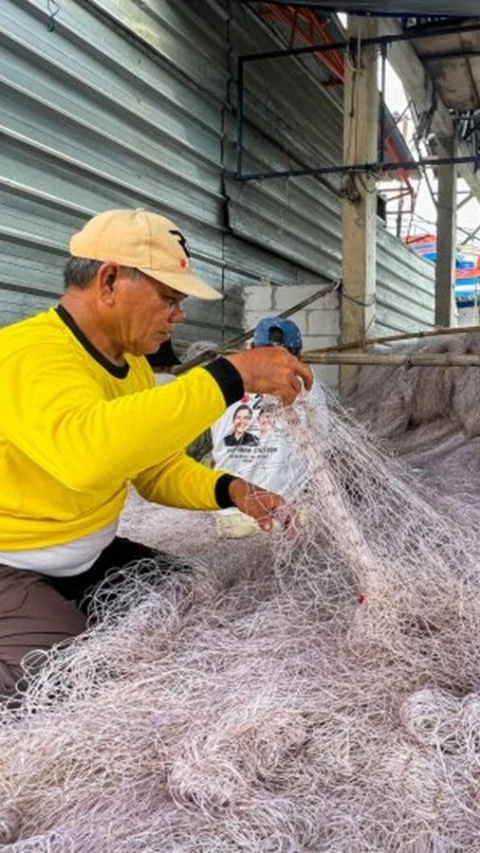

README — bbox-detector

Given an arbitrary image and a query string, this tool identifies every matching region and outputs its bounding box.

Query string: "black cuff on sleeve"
[204,357,244,407]
[215,474,236,509]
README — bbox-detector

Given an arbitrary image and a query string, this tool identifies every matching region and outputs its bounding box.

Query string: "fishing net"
[1,382,480,851]
[344,331,480,507]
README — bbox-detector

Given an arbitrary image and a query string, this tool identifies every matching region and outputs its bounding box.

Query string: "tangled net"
[2,382,480,851]
[344,331,480,507]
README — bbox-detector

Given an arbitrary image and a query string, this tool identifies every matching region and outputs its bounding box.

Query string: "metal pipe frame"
[236,1,479,19]
[378,42,388,165]
[237,20,480,64]
[235,20,480,181]
[236,154,480,182]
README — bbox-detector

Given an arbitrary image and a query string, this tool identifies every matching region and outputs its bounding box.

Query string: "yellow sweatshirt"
[0,306,242,550]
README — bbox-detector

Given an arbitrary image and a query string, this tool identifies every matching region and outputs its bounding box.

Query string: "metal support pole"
[341,18,378,391]
[436,134,457,326]
[235,153,479,182]
[378,43,388,166]
[305,352,480,367]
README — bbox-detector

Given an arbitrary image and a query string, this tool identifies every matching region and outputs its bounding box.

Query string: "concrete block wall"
[243,283,340,392]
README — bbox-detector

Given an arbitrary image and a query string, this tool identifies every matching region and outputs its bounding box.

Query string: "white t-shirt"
[0,519,119,577]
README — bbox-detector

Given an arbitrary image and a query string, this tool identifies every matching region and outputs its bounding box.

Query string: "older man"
[0,208,312,695]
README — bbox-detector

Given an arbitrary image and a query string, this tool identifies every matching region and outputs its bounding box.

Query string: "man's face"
[258,411,273,434]
[115,270,186,356]
[233,409,251,435]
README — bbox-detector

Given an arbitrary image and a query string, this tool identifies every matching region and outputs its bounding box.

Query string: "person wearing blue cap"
[211,316,321,539]
[252,317,303,356]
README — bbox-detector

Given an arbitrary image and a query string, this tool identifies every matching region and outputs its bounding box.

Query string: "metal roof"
[242,1,480,16]
[414,28,480,111]
[250,4,416,172]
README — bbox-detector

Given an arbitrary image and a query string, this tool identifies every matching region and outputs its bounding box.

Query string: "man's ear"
[96,262,120,305]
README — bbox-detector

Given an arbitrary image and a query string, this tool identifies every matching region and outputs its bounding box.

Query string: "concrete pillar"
[435,134,457,327]
[340,17,379,391]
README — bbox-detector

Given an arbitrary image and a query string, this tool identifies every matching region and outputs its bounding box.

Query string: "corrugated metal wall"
[376,226,435,334]
[223,5,435,335]
[1,0,434,344]
[224,8,344,283]
[1,0,229,340]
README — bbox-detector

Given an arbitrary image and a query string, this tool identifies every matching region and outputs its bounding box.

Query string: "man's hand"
[226,347,313,406]
[228,478,292,533]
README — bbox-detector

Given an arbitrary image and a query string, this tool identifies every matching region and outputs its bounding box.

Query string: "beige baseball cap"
[69,208,222,300]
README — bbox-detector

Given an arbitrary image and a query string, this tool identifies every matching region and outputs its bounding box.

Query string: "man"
[211,317,322,538]
[0,208,312,695]
[257,407,274,438]
[223,405,258,447]
[253,317,303,356]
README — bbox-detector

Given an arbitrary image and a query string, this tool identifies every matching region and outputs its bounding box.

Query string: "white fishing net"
[1,379,480,852]
[344,331,480,507]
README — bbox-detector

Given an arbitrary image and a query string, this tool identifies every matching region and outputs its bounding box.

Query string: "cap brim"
[138,268,223,301]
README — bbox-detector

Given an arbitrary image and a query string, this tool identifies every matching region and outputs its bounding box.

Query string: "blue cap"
[253,317,303,354]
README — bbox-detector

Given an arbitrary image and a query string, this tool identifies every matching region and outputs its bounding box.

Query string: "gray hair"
[63,257,102,290]
[63,257,140,290]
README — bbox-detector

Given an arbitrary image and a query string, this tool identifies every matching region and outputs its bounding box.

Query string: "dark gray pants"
[0,537,166,696]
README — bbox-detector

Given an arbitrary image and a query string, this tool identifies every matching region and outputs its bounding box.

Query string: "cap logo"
[169,229,190,258]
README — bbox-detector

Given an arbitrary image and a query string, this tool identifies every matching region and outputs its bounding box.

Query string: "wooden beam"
[305,352,480,367]
[340,16,379,391]
[302,320,480,356]
[435,133,457,326]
